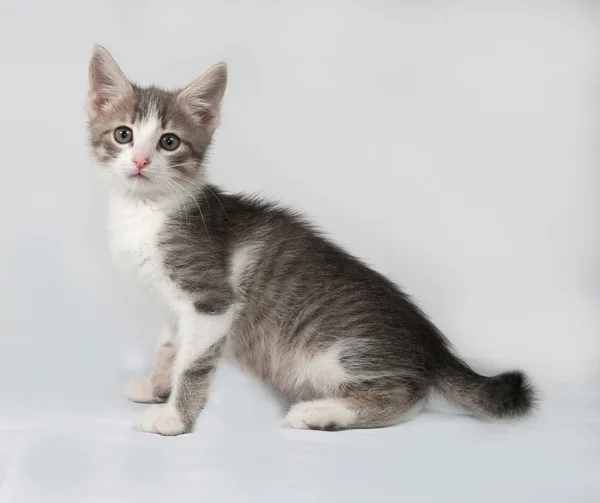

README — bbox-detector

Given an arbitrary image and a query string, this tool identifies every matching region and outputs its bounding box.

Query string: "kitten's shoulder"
[203,185,316,232]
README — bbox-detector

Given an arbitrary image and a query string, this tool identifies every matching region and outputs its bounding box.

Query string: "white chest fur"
[107,195,174,302]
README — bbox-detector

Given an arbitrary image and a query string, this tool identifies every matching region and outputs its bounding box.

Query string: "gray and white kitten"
[87,46,535,436]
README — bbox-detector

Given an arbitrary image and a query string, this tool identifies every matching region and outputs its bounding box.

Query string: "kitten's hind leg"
[284,384,427,430]
[126,322,175,404]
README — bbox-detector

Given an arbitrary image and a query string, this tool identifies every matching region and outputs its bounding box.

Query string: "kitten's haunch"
[87,46,536,435]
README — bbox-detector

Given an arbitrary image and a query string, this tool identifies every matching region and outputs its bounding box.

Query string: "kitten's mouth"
[129,172,151,181]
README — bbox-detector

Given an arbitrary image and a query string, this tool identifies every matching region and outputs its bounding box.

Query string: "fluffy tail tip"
[482,370,537,419]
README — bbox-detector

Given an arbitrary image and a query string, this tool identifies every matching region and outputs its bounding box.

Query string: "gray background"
[0,1,598,501]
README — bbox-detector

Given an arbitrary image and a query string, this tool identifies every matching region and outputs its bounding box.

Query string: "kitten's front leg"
[136,305,233,436]
[125,322,176,404]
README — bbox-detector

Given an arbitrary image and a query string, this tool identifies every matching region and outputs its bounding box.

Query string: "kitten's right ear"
[87,46,132,117]
[177,62,228,129]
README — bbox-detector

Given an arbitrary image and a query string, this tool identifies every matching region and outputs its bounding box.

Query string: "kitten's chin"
[123,177,163,197]
[126,172,153,188]
[104,173,163,199]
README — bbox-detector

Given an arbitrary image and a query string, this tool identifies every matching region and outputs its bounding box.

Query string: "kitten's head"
[86,46,227,198]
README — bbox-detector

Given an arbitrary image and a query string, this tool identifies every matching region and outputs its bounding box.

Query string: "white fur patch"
[285,399,357,430]
[125,376,154,403]
[137,404,186,436]
[174,306,237,370]
[166,307,237,417]
[133,112,160,155]
[229,243,261,292]
[286,343,349,395]
[108,195,165,284]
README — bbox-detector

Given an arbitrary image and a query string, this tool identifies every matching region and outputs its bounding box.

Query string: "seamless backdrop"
[0,1,598,502]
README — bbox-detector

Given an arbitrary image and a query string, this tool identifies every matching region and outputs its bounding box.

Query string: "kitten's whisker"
[164,179,190,226]
[162,178,192,226]
[168,174,206,192]
[200,188,212,214]
[157,178,184,223]
[165,178,208,234]
[166,173,218,219]
[168,162,201,170]
[205,186,230,223]
[167,175,211,211]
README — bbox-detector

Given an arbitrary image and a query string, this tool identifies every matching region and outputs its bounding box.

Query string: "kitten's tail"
[436,355,537,419]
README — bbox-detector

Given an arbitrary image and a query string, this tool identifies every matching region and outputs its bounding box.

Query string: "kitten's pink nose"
[132,155,151,171]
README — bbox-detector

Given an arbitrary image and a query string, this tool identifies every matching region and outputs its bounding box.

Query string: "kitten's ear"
[87,46,132,117]
[177,62,227,128]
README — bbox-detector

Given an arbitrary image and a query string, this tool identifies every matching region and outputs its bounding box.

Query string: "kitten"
[87,46,536,436]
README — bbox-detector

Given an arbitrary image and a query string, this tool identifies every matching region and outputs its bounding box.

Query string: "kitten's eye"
[159,134,180,151]
[114,127,133,144]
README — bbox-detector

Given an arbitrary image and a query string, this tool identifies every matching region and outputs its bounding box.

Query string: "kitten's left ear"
[178,62,228,129]
[87,45,132,117]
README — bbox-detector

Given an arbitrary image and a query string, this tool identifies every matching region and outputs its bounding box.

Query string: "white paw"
[284,400,356,430]
[136,405,186,436]
[125,376,154,403]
